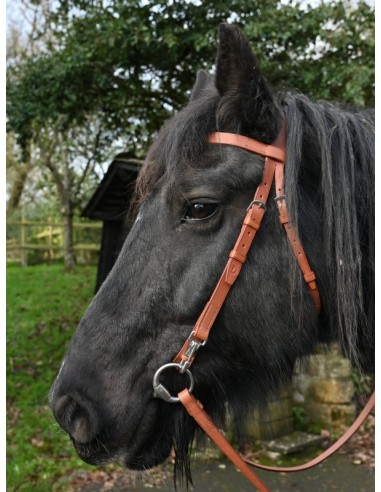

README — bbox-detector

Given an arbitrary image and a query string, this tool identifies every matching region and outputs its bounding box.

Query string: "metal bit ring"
[153,363,194,403]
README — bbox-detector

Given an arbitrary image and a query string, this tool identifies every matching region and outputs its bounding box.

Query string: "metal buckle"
[246,199,267,211]
[152,363,194,403]
[179,331,206,373]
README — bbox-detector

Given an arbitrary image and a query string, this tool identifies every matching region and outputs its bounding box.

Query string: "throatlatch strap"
[274,162,321,314]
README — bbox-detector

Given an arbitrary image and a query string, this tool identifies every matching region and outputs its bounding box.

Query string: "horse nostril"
[53,394,98,444]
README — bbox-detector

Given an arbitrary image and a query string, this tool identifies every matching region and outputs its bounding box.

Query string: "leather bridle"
[152,119,375,491]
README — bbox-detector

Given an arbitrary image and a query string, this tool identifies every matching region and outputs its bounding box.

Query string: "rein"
[152,120,374,491]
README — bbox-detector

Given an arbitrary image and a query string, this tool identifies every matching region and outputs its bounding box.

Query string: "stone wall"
[244,385,294,441]
[243,344,356,442]
[293,344,356,428]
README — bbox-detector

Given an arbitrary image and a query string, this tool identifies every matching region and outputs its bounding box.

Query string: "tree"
[6,133,33,217]
[6,1,50,218]
[8,1,375,145]
[42,0,377,113]
[31,118,114,269]
[7,1,121,269]
[7,0,374,268]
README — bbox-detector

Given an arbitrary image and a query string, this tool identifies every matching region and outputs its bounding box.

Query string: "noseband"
[152,119,374,491]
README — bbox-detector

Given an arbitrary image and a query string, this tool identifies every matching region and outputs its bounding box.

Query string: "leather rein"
[152,119,375,491]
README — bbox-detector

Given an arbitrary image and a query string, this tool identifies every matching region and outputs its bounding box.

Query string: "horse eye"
[183,202,218,221]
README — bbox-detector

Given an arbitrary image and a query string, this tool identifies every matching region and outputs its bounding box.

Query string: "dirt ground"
[68,411,375,492]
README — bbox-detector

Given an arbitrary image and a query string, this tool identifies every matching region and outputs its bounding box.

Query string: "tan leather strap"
[174,126,285,368]
[274,163,321,314]
[178,389,270,492]
[208,132,285,162]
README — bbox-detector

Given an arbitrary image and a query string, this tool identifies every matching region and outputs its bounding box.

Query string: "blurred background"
[6,1,374,491]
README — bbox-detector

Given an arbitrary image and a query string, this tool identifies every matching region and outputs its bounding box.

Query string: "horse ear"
[215,23,281,142]
[189,70,216,101]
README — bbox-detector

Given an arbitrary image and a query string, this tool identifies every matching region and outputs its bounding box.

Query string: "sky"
[6,0,376,37]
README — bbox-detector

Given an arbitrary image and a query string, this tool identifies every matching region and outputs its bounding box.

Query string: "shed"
[82,152,142,292]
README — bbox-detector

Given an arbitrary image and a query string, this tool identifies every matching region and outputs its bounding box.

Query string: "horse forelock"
[132,93,220,212]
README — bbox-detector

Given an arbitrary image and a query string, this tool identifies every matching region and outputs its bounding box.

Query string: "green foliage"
[6,265,97,491]
[293,405,307,431]
[352,370,374,396]
[7,0,374,156]
[244,1,375,107]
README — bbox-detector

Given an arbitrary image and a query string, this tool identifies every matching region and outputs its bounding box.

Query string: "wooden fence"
[6,220,102,265]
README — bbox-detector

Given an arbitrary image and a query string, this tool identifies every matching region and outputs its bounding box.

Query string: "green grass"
[6,264,98,491]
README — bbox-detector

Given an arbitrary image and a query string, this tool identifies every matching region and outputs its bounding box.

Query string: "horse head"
[50,23,374,480]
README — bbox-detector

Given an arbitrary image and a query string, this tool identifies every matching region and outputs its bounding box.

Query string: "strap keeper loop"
[229,250,246,264]
[279,213,289,224]
[243,216,260,230]
[304,271,316,283]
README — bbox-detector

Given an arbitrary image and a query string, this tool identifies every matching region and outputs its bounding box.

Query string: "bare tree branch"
[73,126,103,197]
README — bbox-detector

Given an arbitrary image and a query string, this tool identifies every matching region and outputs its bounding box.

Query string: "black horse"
[50,23,374,484]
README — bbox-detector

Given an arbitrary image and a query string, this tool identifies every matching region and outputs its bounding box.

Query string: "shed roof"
[82,153,143,221]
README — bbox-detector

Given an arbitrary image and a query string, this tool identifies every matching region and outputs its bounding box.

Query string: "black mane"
[283,93,374,371]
